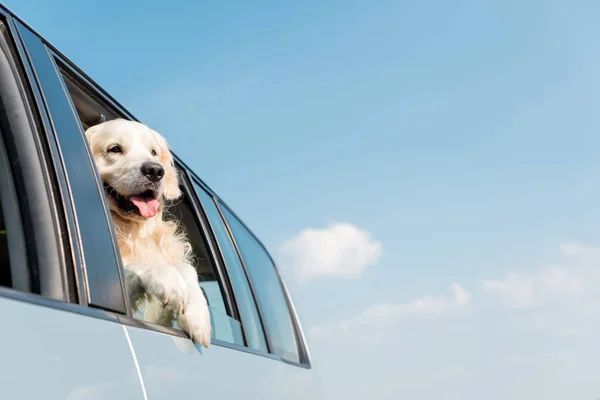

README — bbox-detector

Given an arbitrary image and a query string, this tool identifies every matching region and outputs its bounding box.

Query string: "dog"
[85,118,212,347]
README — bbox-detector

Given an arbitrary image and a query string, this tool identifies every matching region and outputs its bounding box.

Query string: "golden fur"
[85,118,211,347]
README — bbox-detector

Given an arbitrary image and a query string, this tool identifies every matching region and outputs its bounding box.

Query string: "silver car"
[0,4,324,399]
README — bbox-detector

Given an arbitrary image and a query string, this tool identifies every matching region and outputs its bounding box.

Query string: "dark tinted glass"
[0,115,25,291]
[0,194,10,287]
[194,183,268,352]
[221,206,299,362]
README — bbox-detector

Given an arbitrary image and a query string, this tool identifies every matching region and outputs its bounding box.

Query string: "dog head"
[85,118,181,221]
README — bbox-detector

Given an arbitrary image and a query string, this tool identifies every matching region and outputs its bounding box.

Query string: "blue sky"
[9,1,600,398]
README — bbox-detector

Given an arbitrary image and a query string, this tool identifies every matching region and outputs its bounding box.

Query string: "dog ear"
[85,124,100,148]
[150,129,181,201]
[163,156,182,200]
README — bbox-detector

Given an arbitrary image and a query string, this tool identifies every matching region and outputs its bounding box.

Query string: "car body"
[0,4,324,399]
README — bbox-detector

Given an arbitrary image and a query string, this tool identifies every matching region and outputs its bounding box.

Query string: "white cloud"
[559,240,600,257]
[481,248,589,308]
[279,223,382,282]
[451,282,472,305]
[481,272,537,307]
[307,241,600,400]
[312,283,470,339]
[312,240,599,342]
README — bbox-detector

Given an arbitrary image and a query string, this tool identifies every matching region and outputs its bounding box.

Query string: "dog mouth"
[104,184,160,218]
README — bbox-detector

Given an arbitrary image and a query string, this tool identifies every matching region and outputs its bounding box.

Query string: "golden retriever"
[85,118,211,347]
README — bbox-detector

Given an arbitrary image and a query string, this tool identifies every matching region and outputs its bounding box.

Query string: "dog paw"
[138,265,189,314]
[178,296,212,348]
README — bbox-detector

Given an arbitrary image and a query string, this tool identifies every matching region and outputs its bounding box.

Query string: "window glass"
[0,109,28,293]
[194,183,268,352]
[0,192,10,288]
[221,206,300,362]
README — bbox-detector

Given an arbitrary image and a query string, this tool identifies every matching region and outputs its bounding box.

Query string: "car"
[0,4,323,399]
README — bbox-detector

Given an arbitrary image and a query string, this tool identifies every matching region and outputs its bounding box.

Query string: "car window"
[194,182,268,352]
[220,205,300,362]
[59,69,244,345]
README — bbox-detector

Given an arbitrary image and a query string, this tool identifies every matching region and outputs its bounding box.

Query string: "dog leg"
[124,269,146,312]
[124,263,189,315]
[175,262,212,347]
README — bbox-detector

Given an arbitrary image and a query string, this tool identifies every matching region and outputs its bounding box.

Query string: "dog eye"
[151,149,158,156]
[108,145,122,153]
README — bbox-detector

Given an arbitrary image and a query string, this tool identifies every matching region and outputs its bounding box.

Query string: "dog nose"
[141,162,164,182]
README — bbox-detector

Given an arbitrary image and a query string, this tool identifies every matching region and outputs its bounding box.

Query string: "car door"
[0,13,144,400]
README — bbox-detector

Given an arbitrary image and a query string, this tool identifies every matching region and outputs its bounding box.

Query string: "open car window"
[59,66,245,346]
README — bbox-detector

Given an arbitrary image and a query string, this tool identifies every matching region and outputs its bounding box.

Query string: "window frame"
[15,21,128,315]
[216,200,312,367]
[214,197,276,355]
[190,174,270,352]
[0,12,124,324]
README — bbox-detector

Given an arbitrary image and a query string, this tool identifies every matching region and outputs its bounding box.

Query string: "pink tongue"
[130,195,160,218]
